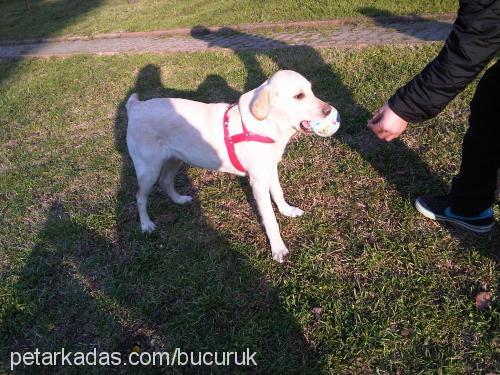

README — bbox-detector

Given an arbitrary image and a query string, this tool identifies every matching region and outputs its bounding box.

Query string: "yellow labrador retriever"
[126,70,340,262]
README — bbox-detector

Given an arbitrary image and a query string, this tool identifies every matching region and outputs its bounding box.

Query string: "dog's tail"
[126,93,140,113]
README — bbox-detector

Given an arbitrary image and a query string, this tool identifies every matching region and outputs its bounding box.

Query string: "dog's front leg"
[249,171,289,263]
[270,166,304,218]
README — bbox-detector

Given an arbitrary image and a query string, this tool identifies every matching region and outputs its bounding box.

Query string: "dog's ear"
[250,86,272,121]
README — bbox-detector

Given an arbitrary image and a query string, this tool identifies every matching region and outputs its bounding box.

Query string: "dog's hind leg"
[159,158,193,205]
[135,160,162,233]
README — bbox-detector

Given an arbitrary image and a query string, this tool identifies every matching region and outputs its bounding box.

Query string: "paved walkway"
[0,18,453,58]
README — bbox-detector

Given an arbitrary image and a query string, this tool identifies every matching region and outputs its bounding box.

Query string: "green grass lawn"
[0,44,498,373]
[0,0,458,41]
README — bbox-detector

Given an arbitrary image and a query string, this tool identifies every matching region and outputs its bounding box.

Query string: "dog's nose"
[322,106,332,116]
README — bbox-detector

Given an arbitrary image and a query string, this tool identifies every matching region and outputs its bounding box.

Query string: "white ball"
[310,107,341,137]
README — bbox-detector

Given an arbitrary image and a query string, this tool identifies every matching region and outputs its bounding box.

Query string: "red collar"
[223,103,275,173]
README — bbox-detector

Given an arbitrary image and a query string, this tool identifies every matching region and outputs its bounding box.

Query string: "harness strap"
[223,103,275,173]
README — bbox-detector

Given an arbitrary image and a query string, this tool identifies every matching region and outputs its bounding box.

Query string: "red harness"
[223,103,275,173]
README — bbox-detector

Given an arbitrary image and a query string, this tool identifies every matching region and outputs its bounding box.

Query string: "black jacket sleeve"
[388,0,500,123]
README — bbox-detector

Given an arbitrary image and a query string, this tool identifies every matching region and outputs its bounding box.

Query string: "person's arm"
[370,0,500,141]
[389,0,500,122]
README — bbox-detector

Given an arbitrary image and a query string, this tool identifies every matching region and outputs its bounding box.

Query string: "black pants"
[450,60,500,215]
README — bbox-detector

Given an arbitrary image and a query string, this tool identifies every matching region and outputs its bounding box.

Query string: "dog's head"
[240,70,339,136]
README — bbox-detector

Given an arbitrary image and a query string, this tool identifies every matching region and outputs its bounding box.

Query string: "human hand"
[368,104,408,141]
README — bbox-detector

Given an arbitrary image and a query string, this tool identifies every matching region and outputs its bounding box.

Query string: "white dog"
[126,70,339,262]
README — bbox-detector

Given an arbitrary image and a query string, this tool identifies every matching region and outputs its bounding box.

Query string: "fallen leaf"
[491,336,500,349]
[400,328,414,337]
[475,292,492,311]
[312,307,323,318]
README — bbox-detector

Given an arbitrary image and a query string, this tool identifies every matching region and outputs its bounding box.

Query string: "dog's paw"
[280,205,304,218]
[272,248,289,263]
[141,220,156,233]
[173,195,193,205]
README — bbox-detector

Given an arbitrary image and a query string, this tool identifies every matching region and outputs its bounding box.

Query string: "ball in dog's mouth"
[305,108,341,137]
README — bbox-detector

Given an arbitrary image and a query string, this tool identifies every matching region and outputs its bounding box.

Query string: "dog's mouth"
[299,120,314,134]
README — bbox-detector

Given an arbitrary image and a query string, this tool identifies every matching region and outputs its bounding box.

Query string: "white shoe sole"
[415,199,494,234]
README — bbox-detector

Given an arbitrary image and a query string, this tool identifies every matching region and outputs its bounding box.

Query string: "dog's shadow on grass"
[190,26,498,257]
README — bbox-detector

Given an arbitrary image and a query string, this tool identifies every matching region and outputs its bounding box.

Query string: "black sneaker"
[415,195,495,233]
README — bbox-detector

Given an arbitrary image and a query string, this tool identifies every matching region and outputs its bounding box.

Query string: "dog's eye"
[294,93,305,100]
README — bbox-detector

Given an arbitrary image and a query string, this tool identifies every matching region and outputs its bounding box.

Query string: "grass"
[0,0,458,41]
[0,44,498,373]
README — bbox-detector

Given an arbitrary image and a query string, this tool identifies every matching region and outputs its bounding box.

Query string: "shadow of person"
[190,26,498,256]
[357,7,453,42]
[0,200,166,363]
[131,64,241,102]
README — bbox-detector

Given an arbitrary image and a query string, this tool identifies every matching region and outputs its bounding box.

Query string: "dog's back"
[126,94,227,171]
